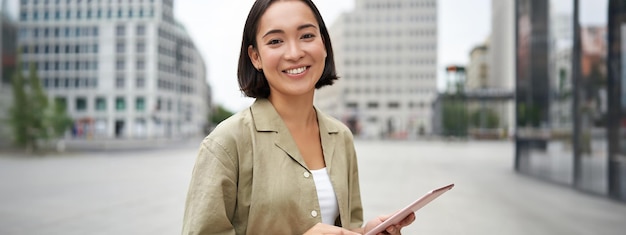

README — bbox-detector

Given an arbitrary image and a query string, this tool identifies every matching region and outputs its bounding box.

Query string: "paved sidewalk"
[0,140,625,234]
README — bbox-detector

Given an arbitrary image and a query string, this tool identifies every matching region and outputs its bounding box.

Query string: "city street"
[1,139,625,235]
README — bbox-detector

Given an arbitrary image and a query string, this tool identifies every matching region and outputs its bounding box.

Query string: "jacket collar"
[250,98,339,171]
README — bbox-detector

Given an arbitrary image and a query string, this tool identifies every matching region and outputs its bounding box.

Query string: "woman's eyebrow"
[262,24,318,38]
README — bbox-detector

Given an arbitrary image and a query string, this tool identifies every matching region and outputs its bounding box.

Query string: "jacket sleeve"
[347,132,364,229]
[182,137,238,235]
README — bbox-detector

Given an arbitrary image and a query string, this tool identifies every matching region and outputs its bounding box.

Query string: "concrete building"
[317,0,438,139]
[0,0,17,147]
[490,0,516,136]
[17,0,210,139]
[466,42,489,90]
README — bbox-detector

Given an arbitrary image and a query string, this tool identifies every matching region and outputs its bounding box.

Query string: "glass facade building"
[515,0,626,201]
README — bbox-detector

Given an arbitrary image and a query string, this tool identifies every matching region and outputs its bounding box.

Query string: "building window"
[136,42,145,53]
[136,60,145,70]
[116,25,125,36]
[136,77,145,88]
[388,102,400,109]
[115,97,125,111]
[367,102,379,109]
[95,97,106,111]
[135,97,145,111]
[136,25,145,36]
[115,76,125,88]
[76,97,87,111]
[116,42,125,53]
[116,59,125,70]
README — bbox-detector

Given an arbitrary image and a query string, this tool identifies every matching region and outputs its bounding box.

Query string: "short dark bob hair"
[237,0,339,98]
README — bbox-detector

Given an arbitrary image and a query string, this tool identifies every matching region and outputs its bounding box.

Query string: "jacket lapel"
[316,107,339,173]
[251,99,308,169]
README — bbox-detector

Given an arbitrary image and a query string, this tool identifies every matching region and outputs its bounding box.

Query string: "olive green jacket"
[182,99,363,235]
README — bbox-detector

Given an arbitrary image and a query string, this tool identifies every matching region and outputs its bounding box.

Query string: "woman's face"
[248,0,327,99]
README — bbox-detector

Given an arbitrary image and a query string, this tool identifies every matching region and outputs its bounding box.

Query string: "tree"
[469,108,500,129]
[442,98,468,137]
[209,105,234,126]
[9,57,30,149]
[8,54,72,152]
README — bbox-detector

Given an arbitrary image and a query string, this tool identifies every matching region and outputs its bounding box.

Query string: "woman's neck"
[268,94,317,128]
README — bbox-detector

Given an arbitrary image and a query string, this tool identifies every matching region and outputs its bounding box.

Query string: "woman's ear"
[248,45,262,70]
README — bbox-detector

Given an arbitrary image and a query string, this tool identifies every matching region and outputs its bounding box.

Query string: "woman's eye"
[267,39,282,45]
[302,34,316,39]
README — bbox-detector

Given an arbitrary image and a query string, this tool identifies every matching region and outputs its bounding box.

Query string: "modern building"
[17,0,211,139]
[490,0,516,137]
[515,0,626,202]
[0,0,17,147]
[317,0,438,139]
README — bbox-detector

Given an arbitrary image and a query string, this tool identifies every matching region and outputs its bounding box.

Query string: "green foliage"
[517,103,541,127]
[209,105,234,125]
[442,99,468,137]
[9,60,30,147]
[469,108,500,129]
[8,54,73,152]
[45,99,74,138]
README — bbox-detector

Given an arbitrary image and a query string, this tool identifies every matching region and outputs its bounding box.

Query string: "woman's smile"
[284,66,309,75]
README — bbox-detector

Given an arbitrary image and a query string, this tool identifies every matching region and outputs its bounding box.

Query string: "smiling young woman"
[181,1,414,234]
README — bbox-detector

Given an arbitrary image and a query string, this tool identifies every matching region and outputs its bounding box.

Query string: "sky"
[174,0,492,112]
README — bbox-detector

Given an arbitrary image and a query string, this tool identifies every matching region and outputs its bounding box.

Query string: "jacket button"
[303,172,311,178]
[311,210,318,218]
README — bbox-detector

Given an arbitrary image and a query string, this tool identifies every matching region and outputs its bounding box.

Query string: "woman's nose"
[284,41,305,61]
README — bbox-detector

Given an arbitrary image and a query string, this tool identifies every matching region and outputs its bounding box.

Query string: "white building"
[317,0,438,139]
[466,42,489,90]
[490,0,516,136]
[17,0,210,139]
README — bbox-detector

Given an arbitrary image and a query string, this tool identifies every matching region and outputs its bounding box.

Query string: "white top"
[311,168,340,225]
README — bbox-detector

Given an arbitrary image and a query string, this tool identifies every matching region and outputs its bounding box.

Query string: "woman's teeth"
[285,67,306,74]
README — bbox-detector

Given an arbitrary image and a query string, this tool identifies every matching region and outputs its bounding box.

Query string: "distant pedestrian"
[181,1,414,234]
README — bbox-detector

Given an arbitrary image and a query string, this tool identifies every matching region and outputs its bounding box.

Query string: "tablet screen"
[364,183,454,235]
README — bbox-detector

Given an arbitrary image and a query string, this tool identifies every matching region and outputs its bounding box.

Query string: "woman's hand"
[304,223,362,235]
[363,212,416,235]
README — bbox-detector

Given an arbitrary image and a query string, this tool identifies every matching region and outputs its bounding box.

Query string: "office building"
[515,0,625,202]
[17,0,210,139]
[317,0,438,138]
[0,0,17,146]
